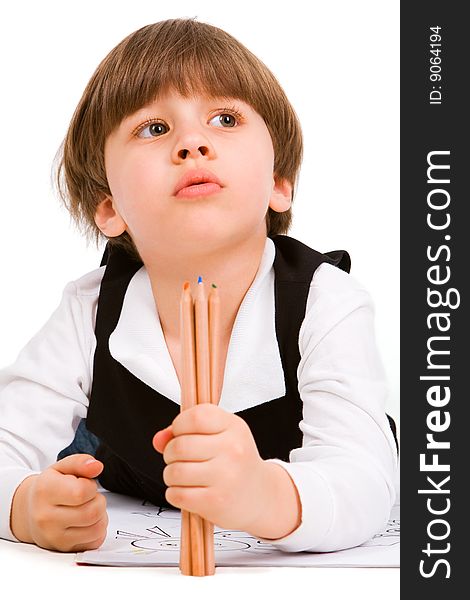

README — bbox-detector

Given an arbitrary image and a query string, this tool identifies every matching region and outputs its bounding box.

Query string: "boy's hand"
[10,454,108,552]
[153,403,271,532]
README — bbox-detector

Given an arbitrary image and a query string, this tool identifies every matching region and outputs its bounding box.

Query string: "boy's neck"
[145,234,269,345]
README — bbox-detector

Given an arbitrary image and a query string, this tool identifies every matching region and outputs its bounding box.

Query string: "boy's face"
[96,91,291,259]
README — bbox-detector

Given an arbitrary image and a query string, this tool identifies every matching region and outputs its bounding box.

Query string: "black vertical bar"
[401,2,466,596]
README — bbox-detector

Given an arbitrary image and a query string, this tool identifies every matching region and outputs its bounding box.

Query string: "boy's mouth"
[175,181,222,199]
[174,168,223,197]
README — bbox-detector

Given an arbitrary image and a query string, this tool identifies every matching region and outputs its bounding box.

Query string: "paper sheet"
[76,491,399,567]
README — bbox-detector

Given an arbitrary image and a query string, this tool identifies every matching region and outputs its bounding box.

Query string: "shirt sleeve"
[258,263,398,552]
[0,277,100,542]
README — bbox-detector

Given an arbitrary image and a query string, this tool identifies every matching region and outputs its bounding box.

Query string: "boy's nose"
[177,145,210,160]
[172,130,216,162]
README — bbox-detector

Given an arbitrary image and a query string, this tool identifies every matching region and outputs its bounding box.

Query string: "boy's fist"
[10,454,108,552]
[153,403,270,532]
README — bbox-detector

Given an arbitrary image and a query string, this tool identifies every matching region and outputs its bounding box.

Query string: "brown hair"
[55,18,303,261]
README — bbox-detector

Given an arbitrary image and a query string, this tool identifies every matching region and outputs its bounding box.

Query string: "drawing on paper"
[116,527,275,554]
[115,500,276,554]
[75,493,400,567]
[111,499,400,555]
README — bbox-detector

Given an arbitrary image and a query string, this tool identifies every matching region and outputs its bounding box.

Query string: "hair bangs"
[95,24,271,138]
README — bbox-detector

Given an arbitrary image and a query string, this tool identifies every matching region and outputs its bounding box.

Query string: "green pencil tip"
[212,283,217,288]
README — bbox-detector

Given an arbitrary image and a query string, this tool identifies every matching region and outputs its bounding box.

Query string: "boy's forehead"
[125,91,250,119]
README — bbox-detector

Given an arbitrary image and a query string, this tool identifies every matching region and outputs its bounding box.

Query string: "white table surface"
[0,537,399,600]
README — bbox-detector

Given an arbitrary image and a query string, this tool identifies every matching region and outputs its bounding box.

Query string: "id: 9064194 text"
[429,26,442,105]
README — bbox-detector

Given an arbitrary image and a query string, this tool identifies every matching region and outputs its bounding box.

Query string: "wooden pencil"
[208,284,221,406]
[202,283,221,574]
[179,282,204,576]
[194,277,211,404]
[179,279,220,576]
[194,277,216,576]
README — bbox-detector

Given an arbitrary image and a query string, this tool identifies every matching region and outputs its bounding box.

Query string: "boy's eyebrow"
[125,95,248,120]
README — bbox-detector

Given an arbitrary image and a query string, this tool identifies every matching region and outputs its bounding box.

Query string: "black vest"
[85,234,397,506]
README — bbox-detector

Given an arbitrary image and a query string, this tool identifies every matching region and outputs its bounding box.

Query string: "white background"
[0,1,400,426]
[0,0,399,595]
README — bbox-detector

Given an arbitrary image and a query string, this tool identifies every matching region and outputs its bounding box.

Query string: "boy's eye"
[136,121,168,139]
[134,109,243,139]
[209,112,239,128]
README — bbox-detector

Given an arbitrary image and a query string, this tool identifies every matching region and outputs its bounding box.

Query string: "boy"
[0,18,398,553]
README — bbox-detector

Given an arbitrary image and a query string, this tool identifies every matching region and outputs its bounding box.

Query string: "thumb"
[51,454,104,479]
[153,426,174,454]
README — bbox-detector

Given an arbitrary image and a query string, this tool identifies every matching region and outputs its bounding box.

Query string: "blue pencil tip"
[197,276,203,284]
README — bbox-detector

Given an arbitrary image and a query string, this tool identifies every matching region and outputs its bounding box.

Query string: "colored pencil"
[179,278,221,576]
[203,283,221,574]
[179,282,198,576]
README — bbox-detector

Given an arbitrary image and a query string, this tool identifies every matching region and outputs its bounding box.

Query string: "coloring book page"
[76,490,399,567]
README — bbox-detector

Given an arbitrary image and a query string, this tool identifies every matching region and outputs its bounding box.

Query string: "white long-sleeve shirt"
[0,237,398,551]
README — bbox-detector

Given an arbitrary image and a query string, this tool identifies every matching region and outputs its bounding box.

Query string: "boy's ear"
[269,176,292,213]
[94,195,127,237]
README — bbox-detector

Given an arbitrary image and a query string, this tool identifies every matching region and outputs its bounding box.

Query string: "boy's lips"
[174,168,223,197]
[175,182,222,199]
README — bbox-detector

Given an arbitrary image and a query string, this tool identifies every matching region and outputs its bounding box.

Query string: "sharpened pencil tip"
[211,283,217,288]
[198,276,203,284]
[183,281,190,290]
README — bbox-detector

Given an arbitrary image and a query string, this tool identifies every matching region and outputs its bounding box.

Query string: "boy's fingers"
[45,471,100,507]
[162,433,219,464]
[51,454,104,478]
[57,494,107,528]
[153,426,174,453]
[45,455,104,506]
[171,404,229,436]
[63,513,109,552]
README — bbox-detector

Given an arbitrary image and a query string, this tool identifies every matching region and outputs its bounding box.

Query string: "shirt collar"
[109,237,286,412]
